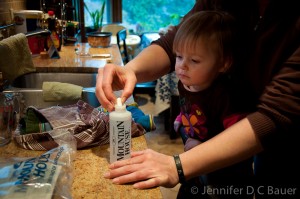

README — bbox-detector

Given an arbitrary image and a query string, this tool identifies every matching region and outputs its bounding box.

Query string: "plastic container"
[0,92,13,146]
[109,98,132,163]
[13,10,43,33]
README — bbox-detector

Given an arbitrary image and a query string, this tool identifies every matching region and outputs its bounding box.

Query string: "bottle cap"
[115,97,126,111]
[48,11,54,16]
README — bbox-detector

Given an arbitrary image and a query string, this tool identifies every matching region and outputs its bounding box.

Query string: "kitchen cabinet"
[27,0,75,21]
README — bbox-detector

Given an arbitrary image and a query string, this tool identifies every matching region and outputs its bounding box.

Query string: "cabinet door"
[27,0,75,21]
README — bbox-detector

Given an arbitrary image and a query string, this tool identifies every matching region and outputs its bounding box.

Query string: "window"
[81,0,195,33]
[83,0,110,28]
[122,0,195,34]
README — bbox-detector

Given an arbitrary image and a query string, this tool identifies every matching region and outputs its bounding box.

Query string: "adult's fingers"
[102,64,118,101]
[108,150,146,170]
[121,78,137,104]
[105,157,161,189]
[104,149,178,189]
[95,67,115,111]
[133,178,162,189]
[112,166,162,189]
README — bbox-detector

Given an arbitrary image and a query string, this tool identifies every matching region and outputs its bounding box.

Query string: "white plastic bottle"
[109,98,132,163]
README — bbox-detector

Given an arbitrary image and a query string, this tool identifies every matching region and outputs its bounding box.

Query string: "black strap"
[173,154,186,184]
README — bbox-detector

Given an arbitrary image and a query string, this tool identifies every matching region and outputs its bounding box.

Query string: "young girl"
[173,11,253,198]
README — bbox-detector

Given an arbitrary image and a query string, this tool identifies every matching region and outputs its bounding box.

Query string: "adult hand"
[104,149,179,189]
[96,63,137,111]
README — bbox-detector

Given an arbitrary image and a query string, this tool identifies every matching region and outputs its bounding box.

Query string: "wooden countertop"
[32,43,123,73]
[0,136,163,199]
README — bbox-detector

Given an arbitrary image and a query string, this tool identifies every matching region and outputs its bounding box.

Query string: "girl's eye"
[192,59,200,63]
[176,55,183,60]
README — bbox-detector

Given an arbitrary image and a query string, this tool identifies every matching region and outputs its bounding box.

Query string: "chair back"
[101,24,126,35]
[116,29,129,64]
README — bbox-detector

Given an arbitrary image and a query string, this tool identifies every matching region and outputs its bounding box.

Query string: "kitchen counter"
[32,43,123,73]
[0,136,163,199]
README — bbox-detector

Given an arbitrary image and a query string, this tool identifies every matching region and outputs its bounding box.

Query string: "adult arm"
[247,46,300,147]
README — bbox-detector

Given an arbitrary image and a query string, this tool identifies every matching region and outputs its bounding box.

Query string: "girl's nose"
[179,59,188,70]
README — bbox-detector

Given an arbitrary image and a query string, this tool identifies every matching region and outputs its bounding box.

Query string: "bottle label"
[110,120,131,163]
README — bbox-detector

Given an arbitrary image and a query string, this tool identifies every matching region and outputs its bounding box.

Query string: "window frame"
[111,0,122,23]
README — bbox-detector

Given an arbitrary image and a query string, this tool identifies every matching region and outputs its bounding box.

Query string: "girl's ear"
[219,57,232,73]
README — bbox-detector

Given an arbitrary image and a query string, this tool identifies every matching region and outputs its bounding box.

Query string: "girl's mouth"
[176,69,189,79]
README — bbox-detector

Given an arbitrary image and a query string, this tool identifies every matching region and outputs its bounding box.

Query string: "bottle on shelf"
[46,10,62,51]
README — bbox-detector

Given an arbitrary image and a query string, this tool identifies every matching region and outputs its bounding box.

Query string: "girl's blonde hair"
[173,11,237,69]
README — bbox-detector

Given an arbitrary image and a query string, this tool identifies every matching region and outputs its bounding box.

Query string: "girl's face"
[175,39,227,92]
